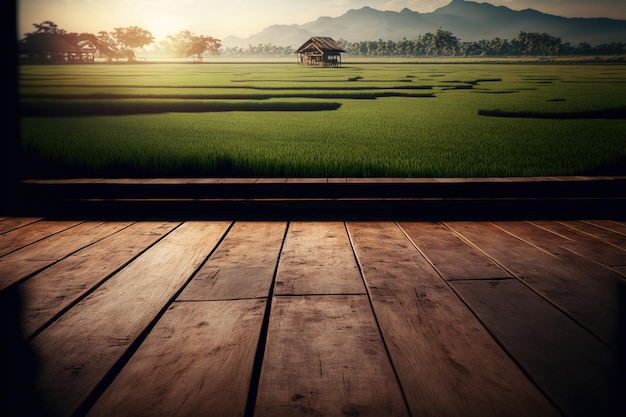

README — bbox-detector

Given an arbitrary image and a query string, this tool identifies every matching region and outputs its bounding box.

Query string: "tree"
[31,21,65,35]
[111,26,154,60]
[23,21,66,39]
[164,31,221,61]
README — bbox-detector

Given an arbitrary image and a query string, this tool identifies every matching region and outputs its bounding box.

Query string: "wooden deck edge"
[6,176,626,220]
[16,176,626,199]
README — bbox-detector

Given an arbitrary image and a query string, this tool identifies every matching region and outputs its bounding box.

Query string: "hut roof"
[296,37,346,54]
[19,33,80,53]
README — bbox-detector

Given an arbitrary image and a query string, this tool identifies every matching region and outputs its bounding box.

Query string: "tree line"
[22,22,625,60]
[335,30,626,57]
[222,30,625,58]
[22,21,221,62]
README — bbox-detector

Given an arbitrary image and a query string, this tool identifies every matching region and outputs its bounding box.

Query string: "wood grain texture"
[0,221,132,291]
[0,217,42,234]
[87,299,266,417]
[569,220,626,249]
[0,220,82,258]
[398,222,511,280]
[31,221,231,417]
[509,220,626,273]
[450,279,621,417]
[178,221,286,301]
[448,221,624,348]
[254,295,408,417]
[347,222,558,417]
[20,221,178,338]
[274,222,365,295]
[585,220,626,238]
[2,216,622,417]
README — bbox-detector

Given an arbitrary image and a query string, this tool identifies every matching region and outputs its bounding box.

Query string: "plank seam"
[243,221,290,417]
[0,217,43,236]
[444,221,617,352]
[4,221,136,296]
[564,221,626,252]
[73,220,234,417]
[0,220,87,259]
[397,222,566,416]
[24,221,179,342]
[344,221,413,417]
[583,220,626,238]
[526,221,626,278]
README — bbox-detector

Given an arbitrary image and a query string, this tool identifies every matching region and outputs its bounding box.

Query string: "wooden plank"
[30,221,231,417]
[0,221,132,291]
[254,295,409,417]
[20,221,178,338]
[0,220,82,258]
[274,222,365,295]
[447,221,624,349]
[586,219,626,234]
[347,222,559,417]
[0,217,42,234]
[87,299,266,417]
[519,220,626,276]
[398,222,511,280]
[286,178,327,183]
[580,220,626,247]
[186,178,226,184]
[222,178,257,184]
[450,279,621,417]
[178,221,286,301]
[256,178,288,184]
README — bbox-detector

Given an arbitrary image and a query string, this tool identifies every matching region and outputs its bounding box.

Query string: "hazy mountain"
[223,0,626,48]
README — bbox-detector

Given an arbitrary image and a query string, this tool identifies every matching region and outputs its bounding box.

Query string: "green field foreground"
[19,62,626,178]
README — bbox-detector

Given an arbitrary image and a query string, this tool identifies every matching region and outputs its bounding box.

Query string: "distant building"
[19,33,94,64]
[19,33,126,64]
[296,37,345,67]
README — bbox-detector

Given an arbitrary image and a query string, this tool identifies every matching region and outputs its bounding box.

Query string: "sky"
[17,0,626,41]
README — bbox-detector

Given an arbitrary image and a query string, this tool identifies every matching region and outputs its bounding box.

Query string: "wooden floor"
[1,215,624,417]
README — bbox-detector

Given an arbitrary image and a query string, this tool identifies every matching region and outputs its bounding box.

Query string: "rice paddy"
[18,62,626,178]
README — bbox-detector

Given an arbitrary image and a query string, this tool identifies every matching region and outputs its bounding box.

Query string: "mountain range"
[223,0,626,48]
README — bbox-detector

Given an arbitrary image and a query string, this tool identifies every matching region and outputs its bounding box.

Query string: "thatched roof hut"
[296,37,345,67]
[19,33,95,64]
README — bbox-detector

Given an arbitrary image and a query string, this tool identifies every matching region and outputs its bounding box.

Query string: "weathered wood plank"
[256,178,288,184]
[573,220,626,248]
[448,221,623,348]
[254,295,408,417]
[274,222,365,295]
[21,221,178,338]
[398,222,511,280]
[286,178,327,183]
[523,221,626,276]
[87,299,266,417]
[0,220,82,258]
[347,222,559,417]
[450,279,621,417]
[0,221,132,291]
[178,221,286,301]
[31,221,231,417]
[585,220,626,237]
[0,217,42,235]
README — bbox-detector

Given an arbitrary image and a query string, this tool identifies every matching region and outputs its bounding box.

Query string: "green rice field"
[18,61,626,178]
